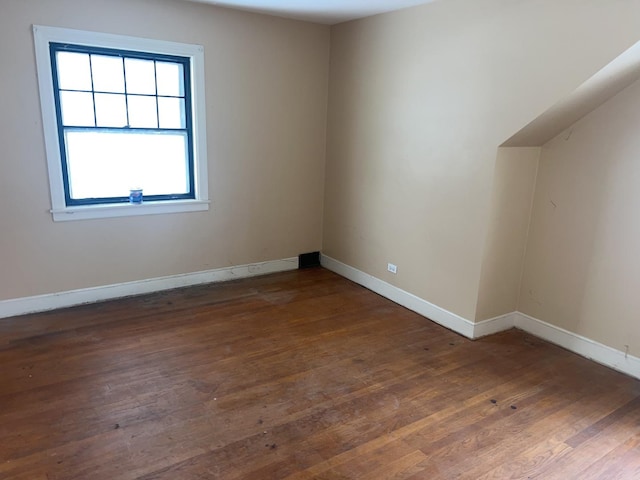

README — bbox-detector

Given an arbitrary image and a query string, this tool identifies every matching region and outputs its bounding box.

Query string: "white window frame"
[33,25,209,221]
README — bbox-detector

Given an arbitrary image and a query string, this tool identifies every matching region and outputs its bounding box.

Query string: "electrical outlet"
[387,263,397,274]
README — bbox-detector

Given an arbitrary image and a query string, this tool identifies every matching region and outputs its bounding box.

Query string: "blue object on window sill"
[129,189,143,204]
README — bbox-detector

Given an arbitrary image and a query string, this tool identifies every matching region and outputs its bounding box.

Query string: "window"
[33,26,209,221]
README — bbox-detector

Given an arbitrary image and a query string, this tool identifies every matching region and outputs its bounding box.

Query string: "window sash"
[61,127,192,205]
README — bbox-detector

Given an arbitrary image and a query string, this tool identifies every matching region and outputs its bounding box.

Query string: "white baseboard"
[473,312,518,338]
[0,257,299,319]
[321,255,640,380]
[320,254,476,338]
[513,312,640,380]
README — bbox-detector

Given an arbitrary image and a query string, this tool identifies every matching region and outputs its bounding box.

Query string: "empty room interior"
[2,0,640,478]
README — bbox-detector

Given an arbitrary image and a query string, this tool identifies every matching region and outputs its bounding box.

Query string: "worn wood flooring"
[1,268,639,479]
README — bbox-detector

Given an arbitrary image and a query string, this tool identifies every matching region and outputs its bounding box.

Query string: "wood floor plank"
[578,433,640,480]
[527,401,640,480]
[1,268,639,479]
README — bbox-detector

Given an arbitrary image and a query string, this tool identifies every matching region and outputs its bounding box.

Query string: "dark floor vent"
[298,251,321,269]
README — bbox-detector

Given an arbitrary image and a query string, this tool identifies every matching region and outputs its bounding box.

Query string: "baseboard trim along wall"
[0,257,299,319]
[321,254,640,380]
[512,312,640,380]
[473,312,517,338]
[320,254,477,338]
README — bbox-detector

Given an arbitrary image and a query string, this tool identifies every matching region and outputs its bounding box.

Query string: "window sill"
[50,199,209,221]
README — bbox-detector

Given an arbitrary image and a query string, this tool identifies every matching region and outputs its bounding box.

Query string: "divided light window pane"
[91,55,125,93]
[124,58,156,95]
[156,62,184,97]
[94,93,127,127]
[127,95,158,128]
[59,91,95,126]
[158,97,185,129]
[56,52,92,91]
[65,130,189,199]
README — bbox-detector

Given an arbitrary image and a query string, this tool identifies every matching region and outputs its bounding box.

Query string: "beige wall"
[0,0,329,300]
[323,0,640,320]
[519,77,640,357]
[475,147,539,321]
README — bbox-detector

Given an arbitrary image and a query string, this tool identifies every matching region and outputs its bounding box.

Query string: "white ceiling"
[185,0,437,24]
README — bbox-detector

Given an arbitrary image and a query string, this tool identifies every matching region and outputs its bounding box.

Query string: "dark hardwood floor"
[1,268,639,479]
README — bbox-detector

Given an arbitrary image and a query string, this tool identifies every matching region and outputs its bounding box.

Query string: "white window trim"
[33,25,209,221]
